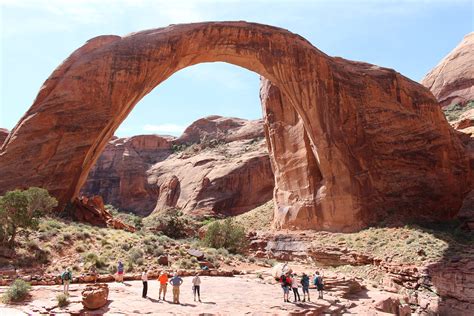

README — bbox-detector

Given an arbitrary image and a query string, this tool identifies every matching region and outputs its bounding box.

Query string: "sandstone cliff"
[82,116,274,217]
[421,32,474,108]
[0,128,8,146]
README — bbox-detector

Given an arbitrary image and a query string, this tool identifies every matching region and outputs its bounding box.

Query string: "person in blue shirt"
[300,272,310,302]
[169,272,184,304]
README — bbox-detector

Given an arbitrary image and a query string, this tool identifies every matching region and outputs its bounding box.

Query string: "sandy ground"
[0,275,395,315]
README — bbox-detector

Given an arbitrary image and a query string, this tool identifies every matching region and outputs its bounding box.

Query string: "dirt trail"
[0,275,393,315]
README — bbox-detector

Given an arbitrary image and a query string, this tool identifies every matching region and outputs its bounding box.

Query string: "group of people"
[137,266,202,304]
[61,261,324,306]
[279,271,324,303]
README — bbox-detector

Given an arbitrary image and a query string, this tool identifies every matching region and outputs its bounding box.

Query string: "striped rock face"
[0,22,470,232]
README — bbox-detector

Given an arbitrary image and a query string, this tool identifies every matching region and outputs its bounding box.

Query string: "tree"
[0,187,57,248]
[203,218,248,254]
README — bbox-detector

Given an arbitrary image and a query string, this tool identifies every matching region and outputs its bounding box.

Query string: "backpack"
[62,271,71,281]
[281,275,290,287]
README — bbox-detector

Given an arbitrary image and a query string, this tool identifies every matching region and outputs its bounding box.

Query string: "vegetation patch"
[1,279,31,303]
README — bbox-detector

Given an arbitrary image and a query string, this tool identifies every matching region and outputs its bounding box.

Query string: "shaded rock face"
[81,135,174,215]
[148,117,274,216]
[0,128,8,146]
[0,22,470,232]
[421,32,474,108]
[82,116,274,217]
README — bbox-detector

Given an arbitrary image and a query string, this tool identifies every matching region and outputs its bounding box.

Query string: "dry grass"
[229,200,274,232]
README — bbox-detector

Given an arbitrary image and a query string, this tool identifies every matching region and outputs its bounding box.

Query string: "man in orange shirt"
[158,272,168,300]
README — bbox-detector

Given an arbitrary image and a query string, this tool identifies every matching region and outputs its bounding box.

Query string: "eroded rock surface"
[148,116,274,216]
[0,128,8,146]
[0,22,470,231]
[82,116,274,216]
[421,32,474,107]
[81,135,174,215]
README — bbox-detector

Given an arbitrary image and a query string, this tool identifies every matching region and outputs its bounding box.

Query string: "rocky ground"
[1,272,408,315]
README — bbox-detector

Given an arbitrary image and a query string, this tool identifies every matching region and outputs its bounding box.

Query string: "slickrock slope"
[0,128,8,145]
[0,22,470,231]
[82,116,274,216]
[148,125,274,216]
[421,32,474,108]
[81,134,174,215]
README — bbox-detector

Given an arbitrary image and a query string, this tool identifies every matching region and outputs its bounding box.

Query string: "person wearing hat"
[169,272,184,304]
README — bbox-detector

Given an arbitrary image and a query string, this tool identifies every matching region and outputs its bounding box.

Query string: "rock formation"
[0,128,8,146]
[80,134,174,215]
[73,195,136,232]
[82,116,274,217]
[421,32,474,108]
[81,283,109,310]
[148,117,274,216]
[0,22,470,232]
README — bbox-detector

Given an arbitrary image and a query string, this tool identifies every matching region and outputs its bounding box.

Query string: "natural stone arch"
[0,22,470,232]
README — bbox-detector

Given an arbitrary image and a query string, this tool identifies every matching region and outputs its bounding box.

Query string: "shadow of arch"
[0,21,469,232]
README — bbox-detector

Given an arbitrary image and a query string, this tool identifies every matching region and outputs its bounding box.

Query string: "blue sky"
[1,0,472,137]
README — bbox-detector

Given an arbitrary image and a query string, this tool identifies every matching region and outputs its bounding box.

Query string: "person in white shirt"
[291,273,301,302]
[141,269,149,298]
[192,273,201,302]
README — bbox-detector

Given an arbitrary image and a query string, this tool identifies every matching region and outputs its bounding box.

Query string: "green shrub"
[153,246,165,257]
[56,293,69,307]
[2,279,31,303]
[84,252,106,268]
[203,218,247,254]
[129,248,144,262]
[0,187,57,248]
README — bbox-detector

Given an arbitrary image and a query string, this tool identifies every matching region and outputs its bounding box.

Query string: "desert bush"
[56,293,69,307]
[203,218,247,254]
[153,246,165,257]
[1,279,31,303]
[0,187,57,248]
[84,252,106,268]
[129,248,144,262]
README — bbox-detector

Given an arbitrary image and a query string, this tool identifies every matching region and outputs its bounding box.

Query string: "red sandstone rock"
[148,118,274,216]
[81,283,109,310]
[421,32,474,107]
[0,22,470,231]
[82,117,274,216]
[73,195,136,232]
[81,135,173,215]
[0,128,8,146]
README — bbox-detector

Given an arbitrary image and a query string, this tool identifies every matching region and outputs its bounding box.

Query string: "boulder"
[81,283,109,310]
[73,195,136,232]
[374,296,401,314]
[158,255,169,266]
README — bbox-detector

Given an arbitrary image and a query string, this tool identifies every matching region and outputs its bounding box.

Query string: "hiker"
[142,268,149,298]
[169,272,184,304]
[61,268,72,295]
[291,273,301,302]
[158,271,169,300]
[89,265,98,283]
[300,272,310,302]
[313,271,324,299]
[280,272,291,302]
[192,272,201,302]
[117,261,124,283]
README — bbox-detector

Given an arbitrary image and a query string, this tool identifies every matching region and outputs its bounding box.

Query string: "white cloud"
[143,123,185,134]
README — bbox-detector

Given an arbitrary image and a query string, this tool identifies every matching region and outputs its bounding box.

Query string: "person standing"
[158,271,169,300]
[89,265,98,283]
[169,272,184,304]
[117,261,124,283]
[280,272,291,302]
[61,268,72,296]
[300,272,310,302]
[313,271,324,299]
[291,273,301,302]
[141,268,149,298]
[192,273,201,302]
